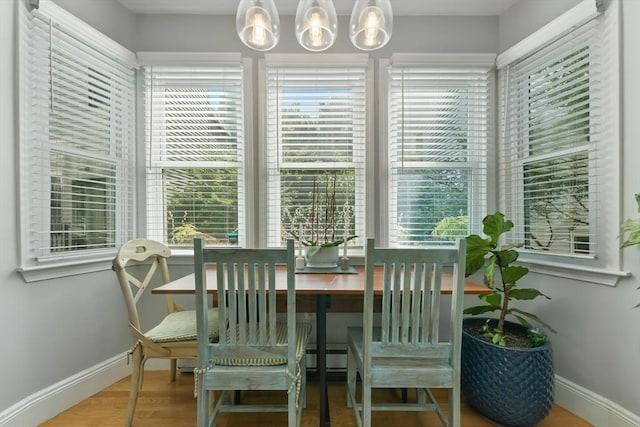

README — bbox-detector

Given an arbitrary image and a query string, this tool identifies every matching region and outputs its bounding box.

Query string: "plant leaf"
[483,255,496,288]
[501,266,529,286]
[465,234,492,275]
[510,308,557,333]
[512,314,532,329]
[463,305,501,315]
[620,218,640,248]
[509,287,550,301]
[321,235,357,247]
[306,246,321,257]
[480,292,502,306]
[496,249,519,266]
[482,212,513,245]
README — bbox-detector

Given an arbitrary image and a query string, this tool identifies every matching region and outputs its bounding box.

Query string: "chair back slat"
[400,262,414,343]
[411,263,426,343]
[380,266,391,342]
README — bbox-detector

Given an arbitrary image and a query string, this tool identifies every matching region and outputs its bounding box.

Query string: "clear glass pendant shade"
[236,0,280,51]
[350,0,393,50]
[295,0,338,52]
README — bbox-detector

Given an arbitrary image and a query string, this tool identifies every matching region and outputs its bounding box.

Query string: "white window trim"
[17,0,137,282]
[497,0,628,286]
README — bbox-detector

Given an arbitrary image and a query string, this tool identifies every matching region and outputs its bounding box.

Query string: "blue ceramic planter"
[461,318,554,427]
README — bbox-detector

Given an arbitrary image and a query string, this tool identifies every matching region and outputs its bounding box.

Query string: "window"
[384,54,494,246]
[498,0,620,275]
[18,0,136,279]
[141,54,247,247]
[263,55,369,248]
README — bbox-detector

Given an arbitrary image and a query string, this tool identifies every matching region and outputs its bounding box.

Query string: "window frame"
[380,53,496,248]
[17,0,137,282]
[496,0,626,286]
[258,54,372,249]
[138,52,252,250]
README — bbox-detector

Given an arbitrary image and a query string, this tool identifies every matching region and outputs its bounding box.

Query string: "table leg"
[316,294,330,427]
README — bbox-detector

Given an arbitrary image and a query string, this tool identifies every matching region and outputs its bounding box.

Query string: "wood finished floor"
[41,370,593,427]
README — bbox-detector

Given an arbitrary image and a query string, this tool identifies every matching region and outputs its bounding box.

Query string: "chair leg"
[346,348,356,409]
[288,375,297,427]
[301,355,308,409]
[362,377,372,427]
[450,386,460,427]
[170,359,177,382]
[126,346,144,427]
[196,373,209,427]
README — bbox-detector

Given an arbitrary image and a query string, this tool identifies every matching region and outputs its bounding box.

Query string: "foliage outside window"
[386,55,494,246]
[264,56,367,248]
[144,61,245,247]
[18,0,136,272]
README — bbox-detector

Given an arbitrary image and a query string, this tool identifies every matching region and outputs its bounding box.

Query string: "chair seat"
[212,322,312,366]
[146,307,219,343]
[347,327,455,388]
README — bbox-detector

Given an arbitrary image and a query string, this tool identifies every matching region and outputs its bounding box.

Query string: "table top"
[152,265,488,296]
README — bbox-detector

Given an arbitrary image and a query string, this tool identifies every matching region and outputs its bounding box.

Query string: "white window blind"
[18,0,136,269]
[264,56,368,248]
[387,55,494,246]
[499,4,612,258]
[143,60,245,247]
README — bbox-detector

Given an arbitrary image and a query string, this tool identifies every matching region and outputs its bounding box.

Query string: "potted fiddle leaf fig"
[620,193,640,308]
[461,212,556,427]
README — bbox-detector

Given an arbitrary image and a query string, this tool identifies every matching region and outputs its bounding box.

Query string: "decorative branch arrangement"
[286,173,357,256]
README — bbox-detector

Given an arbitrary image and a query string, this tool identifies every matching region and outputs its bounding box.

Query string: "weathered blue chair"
[346,238,467,427]
[193,238,311,427]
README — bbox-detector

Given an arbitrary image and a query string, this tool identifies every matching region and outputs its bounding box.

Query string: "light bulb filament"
[251,11,267,47]
[363,10,380,46]
[309,11,323,47]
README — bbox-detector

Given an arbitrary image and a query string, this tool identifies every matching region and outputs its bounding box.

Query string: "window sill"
[153,248,631,287]
[168,248,366,266]
[516,259,629,287]
[18,256,114,283]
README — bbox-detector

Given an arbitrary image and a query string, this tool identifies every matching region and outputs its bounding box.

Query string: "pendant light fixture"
[236,0,280,51]
[349,0,393,51]
[295,0,338,52]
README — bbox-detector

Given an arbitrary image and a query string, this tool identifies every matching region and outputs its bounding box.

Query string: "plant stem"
[496,254,508,331]
[312,177,317,244]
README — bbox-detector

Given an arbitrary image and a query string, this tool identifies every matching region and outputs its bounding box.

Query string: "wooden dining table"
[152,265,487,427]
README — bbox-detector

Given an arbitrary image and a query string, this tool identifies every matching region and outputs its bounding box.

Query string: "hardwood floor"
[41,370,593,427]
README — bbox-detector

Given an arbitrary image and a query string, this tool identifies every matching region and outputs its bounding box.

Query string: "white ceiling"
[116,0,520,16]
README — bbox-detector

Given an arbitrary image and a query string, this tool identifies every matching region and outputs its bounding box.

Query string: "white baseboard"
[2,356,637,427]
[554,375,640,427]
[0,353,169,427]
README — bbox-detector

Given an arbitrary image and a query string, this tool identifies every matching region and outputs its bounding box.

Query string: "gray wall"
[498,0,640,414]
[498,0,581,51]
[2,0,639,419]
[134,14,498,55]
[0,0,138,412]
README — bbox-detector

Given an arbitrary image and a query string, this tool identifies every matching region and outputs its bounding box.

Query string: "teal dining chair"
[346,238,467,427]
[193,238,311,427]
